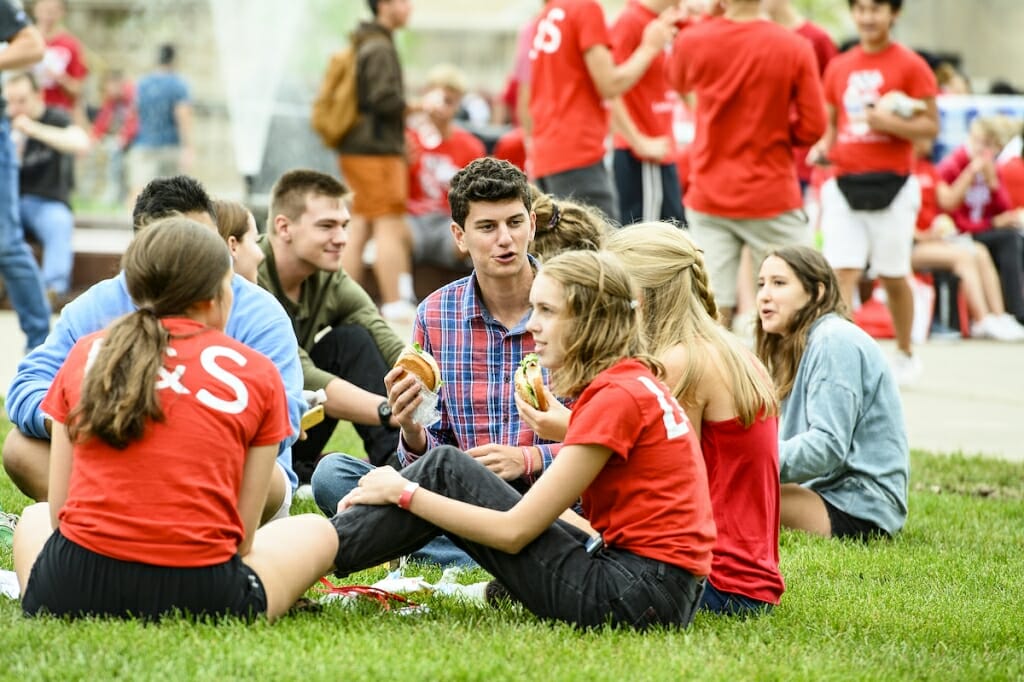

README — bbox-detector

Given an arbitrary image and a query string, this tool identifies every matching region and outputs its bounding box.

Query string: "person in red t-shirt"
[936,116,1024,324]
[605,223,784,615]
[31,0,87,113]
[763,0,838,191]
[13,217,337,622]
[332,249,715,630]
[405,64,485,272]
[528,0,679,223]
[609,0,686,225]
[666,0,826,330]
[813,0,939,385]
[911,139,1024,340]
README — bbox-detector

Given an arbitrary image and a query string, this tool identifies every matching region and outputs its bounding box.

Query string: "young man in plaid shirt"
[311,158,560,565]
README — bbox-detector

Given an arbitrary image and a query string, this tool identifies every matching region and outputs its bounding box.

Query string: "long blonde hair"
[540,250,660,398]
[606,222,777,426]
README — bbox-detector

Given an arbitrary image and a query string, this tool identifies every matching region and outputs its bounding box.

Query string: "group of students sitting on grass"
[8,158,908,629]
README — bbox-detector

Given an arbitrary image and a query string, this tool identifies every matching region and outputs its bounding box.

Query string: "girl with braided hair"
[13,216,338,622]
[332,250,715,630]
[603,222,782,615]
[528,185,610,262]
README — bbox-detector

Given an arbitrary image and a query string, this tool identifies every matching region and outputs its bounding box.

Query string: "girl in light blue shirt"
[755,246,908,540]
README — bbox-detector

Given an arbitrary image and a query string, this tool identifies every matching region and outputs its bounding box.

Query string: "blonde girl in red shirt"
[13,217,337,622]
[334,250,716,630]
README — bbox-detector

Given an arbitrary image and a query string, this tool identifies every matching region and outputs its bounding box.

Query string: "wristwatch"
[377,399,393,427]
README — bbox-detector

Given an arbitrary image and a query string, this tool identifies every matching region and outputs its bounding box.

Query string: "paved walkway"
[0,310,1020,462]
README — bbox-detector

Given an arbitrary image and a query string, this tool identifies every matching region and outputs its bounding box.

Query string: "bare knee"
[2,430,51,501]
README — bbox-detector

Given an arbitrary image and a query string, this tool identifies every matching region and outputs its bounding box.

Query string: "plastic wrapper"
[411,381,441,428]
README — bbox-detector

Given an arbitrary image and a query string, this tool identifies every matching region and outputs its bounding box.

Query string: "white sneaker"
[891,351,922,387]
[972,314,1024,342]
[381,300,418,323]
[995,314,1024,341]
[294,484,314,501]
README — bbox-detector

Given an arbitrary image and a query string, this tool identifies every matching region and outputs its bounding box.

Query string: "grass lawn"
[1,414,1022,680]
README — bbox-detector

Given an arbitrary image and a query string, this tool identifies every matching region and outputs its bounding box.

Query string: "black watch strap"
[377,399,393,426]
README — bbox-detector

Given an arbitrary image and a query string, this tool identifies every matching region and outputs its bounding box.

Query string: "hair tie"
[547,203,561,230]
[138,306,158,317]
[629,300,639,310]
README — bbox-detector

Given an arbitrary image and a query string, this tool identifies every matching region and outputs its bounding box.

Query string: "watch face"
[378,401,393,424]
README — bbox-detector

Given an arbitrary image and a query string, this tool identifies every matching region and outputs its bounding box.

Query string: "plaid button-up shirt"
[397,270,561,474]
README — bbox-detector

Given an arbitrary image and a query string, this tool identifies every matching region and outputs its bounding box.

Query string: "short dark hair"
[269,169,349,227]
[157,43,176,66]
[132,175,216,232]
[848,0,903,10]
[447,158,532,228]
[367,0,380,17]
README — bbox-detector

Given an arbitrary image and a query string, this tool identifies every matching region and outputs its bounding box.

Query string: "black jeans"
[291,325,399,482]
[973,229,1024,323]
[331,446,705,630]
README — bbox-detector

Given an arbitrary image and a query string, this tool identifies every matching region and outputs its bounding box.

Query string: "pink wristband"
[522,446,534,479]
[397,481,420,510]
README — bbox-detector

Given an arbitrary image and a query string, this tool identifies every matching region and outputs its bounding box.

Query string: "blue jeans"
[0,119,50,349]
[698,581,774,616]
[328,447,706,630]
[20,195,74,295]
[311,453,475,568]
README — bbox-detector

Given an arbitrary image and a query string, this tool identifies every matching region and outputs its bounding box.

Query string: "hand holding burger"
[514,353,548,411]
[393,342,441,393]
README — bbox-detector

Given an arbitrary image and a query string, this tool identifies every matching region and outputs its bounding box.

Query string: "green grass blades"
[1,403,1023,681]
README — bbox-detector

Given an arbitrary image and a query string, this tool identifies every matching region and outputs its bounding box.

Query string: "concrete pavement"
[0,310,1020,461]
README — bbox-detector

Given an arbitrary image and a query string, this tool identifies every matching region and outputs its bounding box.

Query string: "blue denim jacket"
[779,314,909,534]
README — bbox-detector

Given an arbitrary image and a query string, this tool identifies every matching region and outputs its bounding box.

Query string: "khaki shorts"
[338,154,408,219]
[129,146,181,191]
[687,208,811,307]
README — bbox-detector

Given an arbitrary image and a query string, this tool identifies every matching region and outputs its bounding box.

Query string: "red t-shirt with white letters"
[564,359,716,577]
[529,0,611,178]
[42,318,291,567]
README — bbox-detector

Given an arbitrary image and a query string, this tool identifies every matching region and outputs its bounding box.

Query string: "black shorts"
[22,530,267,621]
[820,496,891,542]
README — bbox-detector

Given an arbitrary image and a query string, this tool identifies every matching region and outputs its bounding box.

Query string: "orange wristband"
[397,481,420,510]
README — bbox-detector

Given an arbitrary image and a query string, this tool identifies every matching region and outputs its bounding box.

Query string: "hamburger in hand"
[394,342,441,392]
[514,353,548,411]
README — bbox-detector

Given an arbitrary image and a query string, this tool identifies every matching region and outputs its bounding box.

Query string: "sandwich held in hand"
[394,343,443,427]
[395,342,441,392]
[515,353,548,411]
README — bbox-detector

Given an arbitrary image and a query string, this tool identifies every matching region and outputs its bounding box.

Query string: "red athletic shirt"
[701,414,784,604]
[667,18,825,218]
[936,146,1012,235]
[493,126,528,174]
[998,157,1024,209]
[407,125,485,216]
[792,20,837,184]
[42,318,292,567]
[823,42,938,177]
[913,157,941,232]
[37,31,89,110]
[529,0,611,178]
[610,0,675,151]
[795,21,838,76]
[565,359,716,577]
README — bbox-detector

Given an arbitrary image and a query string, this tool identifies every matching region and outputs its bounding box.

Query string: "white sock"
[398,273,415,303]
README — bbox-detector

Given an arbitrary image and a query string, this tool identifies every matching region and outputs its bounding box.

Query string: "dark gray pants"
[330,446,704,630]
[537,160,620,226]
